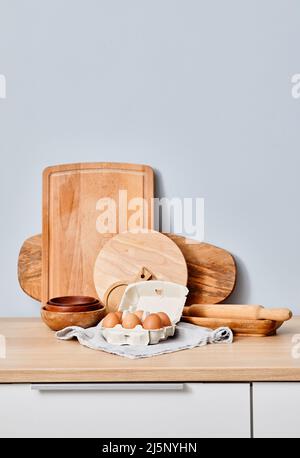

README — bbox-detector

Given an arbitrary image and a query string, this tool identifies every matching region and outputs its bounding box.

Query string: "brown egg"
[122,313,142,329]
[102,312,121,328]
[115,311,123,321]
[143,314,163,330]
[157,312,172,327]
[135,310,144,320]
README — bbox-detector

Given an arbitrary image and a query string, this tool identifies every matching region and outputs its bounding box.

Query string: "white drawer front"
[0,383,250,438]
[253,383,300,438]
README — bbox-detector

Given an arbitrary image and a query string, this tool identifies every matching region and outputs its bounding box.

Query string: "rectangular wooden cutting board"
[42,163,154,304]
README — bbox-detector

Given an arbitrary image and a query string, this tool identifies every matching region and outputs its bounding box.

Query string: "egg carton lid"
[118,281,189,325]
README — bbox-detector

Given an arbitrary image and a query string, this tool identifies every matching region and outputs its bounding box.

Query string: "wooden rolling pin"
[183,304,292,322]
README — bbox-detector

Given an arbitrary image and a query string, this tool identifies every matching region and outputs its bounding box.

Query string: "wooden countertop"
[0,317,300,383]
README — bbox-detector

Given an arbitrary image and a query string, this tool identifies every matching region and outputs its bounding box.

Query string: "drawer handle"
[31,383,185,392]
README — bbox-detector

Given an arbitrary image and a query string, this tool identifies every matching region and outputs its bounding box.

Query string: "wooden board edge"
[42,166,51,306]
[42,162,154,175]
[17,236,42,302]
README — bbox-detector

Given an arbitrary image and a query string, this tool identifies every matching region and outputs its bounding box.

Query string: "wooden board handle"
[134,267,154,282]
[183,304,293,322]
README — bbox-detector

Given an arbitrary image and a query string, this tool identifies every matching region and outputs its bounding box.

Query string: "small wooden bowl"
[45,303,101,313]
[41,306,106,331]
[48,296,99,306]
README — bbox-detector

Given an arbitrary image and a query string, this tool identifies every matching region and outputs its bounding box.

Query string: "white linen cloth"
[56,322,233,359]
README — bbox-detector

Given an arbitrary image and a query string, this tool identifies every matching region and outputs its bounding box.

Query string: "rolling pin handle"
[260,308,293,322]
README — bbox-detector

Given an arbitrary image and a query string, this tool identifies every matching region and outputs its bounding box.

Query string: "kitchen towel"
[56,322,233,359]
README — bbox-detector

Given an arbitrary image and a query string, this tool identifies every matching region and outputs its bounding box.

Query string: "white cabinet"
[0,383,251,438]
[253,383,300,438]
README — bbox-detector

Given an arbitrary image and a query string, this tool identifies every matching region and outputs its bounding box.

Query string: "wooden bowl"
[41,306,106,331]
[48,296,99,306]
[45,303,101,313]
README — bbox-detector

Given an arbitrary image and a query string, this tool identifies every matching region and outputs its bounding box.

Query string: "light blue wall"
[0,0,299,316]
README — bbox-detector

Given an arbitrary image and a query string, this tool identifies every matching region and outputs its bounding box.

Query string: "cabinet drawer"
[0,383,250,438]
[253,383,300,438]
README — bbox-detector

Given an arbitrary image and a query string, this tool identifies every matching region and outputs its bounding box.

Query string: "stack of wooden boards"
[18,162,292,336]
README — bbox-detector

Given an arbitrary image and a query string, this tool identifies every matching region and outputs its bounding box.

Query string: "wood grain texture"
[94,231,188,304]
[0,317,299,383]
[18,235,42,301]
[42,163,154,305]
[167,235,236,305]
[18,234,237,304]
[181,315,284,337]
[41,307,106,331]
[183,304,292,322]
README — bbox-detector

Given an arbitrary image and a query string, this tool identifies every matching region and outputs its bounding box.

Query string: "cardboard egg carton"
[99,281,189,345]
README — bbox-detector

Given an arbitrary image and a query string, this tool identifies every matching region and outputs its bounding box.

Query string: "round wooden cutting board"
[93,231,188,309]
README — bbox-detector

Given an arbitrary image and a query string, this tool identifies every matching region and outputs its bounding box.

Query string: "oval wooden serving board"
[167,234,236,306]
[18,235,42,302]
[18,234,237,305]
